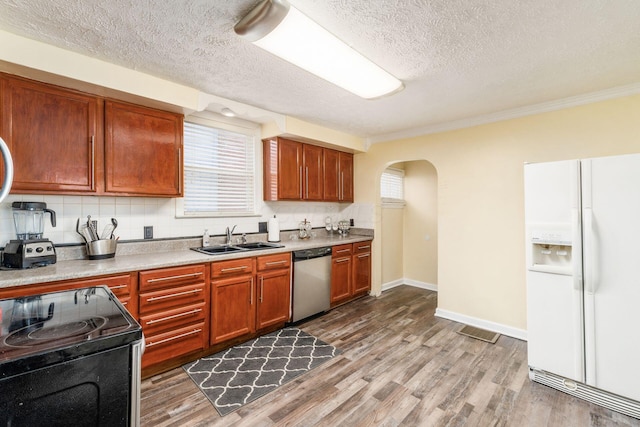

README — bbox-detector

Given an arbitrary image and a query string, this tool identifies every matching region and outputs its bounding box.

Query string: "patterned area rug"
[183,327,340,416]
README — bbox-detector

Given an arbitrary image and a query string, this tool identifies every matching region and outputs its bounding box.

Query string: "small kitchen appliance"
[2,201,57,269]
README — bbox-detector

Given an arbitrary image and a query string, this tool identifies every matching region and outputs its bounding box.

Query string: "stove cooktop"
[0,286,142,377]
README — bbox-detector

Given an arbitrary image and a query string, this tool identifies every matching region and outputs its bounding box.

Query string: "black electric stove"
[0,286,143,426]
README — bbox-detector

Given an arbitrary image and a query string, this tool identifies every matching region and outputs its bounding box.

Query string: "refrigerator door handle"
[583,207,597,295]
[571,207,583,291]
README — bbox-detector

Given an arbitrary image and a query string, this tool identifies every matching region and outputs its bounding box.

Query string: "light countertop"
[0,231,373,289]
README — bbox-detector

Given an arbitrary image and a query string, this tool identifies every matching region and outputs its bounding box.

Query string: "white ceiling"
[0,0,639,143]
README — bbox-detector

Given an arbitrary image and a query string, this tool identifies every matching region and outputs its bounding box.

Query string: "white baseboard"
[380,280,526,341]
[381,278,437,292]
[435,308,528,341]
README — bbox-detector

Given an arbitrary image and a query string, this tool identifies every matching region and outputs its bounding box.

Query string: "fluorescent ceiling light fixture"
[234,0,403,99]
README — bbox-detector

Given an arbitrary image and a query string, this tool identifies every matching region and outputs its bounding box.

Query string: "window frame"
[381,167,405,208]
[175,113,261,218]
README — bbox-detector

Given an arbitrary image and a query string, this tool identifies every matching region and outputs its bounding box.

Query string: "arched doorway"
[380,160,438,292]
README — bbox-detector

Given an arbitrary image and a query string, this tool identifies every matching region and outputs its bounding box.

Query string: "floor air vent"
[456,325,500,344]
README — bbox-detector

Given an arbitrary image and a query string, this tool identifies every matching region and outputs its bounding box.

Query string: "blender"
[3,202,57,269]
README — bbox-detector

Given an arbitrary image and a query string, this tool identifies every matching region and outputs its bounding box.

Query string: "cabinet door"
[256,269,291,329]
[211,274,256,343]
[303,144,323,200]
[352,251,371,296]
[323,149,340,201]
[331,255,352,305]
[277,138,302,200]
[339,152,354,202]
[105,100,183,197]
[1,76,100,193]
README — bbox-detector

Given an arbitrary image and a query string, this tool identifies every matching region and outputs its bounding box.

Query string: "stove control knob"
[36,247,44,253]
[26,247,33,253]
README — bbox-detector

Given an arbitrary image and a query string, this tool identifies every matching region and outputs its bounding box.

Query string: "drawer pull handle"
[336,249,350,254]
[109,284,128,290]
[357,245,371,250]
[146,288,201,302]
[265,260,287,266]
[146,328,202,348]
[220,266,248,273]
[146,309,202,325]
[147,272,203,283]
[358,253,371,259]
[336,257,350,263]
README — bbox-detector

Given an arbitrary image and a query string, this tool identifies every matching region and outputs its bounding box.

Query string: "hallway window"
[381,168,405,207]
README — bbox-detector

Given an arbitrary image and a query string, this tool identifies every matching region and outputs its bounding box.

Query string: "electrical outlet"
[144,226,153,239]
[258,221,268,233]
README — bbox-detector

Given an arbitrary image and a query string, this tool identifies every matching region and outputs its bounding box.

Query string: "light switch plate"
[144,226,153,239]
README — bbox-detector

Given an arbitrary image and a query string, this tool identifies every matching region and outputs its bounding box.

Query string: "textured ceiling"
[0,0,639,142]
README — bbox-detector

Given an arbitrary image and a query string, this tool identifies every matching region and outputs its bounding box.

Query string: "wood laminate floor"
[140,286,640,426]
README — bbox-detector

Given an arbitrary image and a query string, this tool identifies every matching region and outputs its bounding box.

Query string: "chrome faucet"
[225,225,237,244]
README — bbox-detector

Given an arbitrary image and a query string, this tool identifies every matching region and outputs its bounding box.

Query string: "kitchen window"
[177,117,259,217]
[381,167,405,207]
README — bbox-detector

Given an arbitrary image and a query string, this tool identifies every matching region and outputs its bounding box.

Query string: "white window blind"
[381,168,405,205]
[183,121,255,216]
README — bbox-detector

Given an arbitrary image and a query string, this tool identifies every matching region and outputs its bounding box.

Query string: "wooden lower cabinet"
[352,241,372,296]
[331,240,372,306]
[138,264,209,369]
[211,253,291,344]
[331,244,353,306]
[211,273,255,343]
[256,253,291,329]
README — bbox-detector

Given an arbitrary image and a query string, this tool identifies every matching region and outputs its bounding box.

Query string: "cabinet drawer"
[142,322,206,369]
[65,274,132,297]
[353,241,372,254]
[139,265,205,292]
[139,283,205,314]
[139,302,206,336]
[212,258,255,278]
[257,252,291,271]
[332,244,352,257]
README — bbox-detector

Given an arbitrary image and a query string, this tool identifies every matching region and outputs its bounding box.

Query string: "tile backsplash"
[0,194,374,246]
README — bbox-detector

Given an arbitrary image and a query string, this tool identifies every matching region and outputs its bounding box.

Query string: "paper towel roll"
[268,216,280,242]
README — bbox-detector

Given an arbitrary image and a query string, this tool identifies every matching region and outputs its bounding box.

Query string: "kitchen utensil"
[110,218,118,238]
[86,215,99,241]
[101,222,116,240]
[76,218,89,244]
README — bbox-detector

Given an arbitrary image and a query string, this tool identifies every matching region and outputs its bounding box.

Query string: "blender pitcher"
[12,202,57,240]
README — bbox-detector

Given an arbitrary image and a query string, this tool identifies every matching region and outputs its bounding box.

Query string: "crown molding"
[367,82,640,146]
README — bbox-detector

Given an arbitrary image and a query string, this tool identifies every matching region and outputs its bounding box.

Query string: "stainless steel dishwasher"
[292,246,332,322]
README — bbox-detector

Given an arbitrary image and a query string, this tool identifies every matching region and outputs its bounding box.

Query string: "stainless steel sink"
[191,241,284,256]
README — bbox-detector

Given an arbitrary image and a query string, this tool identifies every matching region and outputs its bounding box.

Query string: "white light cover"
[252,6,403,99]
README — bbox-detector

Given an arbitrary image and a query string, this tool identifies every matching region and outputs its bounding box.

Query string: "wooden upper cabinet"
[303,144,323,200]
[105,100,183,197]
[263,136,354,202]
[0,75,101,193]
[276,137,302,200]
[323,148,340,201]
[339,152,354,202]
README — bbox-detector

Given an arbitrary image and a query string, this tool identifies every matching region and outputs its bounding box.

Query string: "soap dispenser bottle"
[203,229,210,247]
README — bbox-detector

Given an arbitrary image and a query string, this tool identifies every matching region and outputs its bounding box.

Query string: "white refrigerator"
[525,153,640,418]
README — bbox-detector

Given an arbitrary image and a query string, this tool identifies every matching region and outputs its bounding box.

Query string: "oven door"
[0,345,132,427]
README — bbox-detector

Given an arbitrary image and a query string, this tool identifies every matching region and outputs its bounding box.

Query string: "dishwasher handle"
[293,246,332,262]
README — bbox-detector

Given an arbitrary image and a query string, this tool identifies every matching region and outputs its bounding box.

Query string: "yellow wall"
[403,161,438,285]
[358,93,640,331]
[381,206,404,284]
